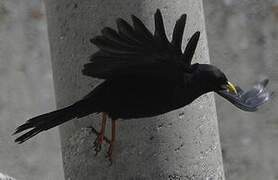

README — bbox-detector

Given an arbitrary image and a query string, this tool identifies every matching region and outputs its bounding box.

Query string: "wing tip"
[154,8,163,21]
[90,36,102,44]
[180,14,187,19]
[116,18,123,24]
[194,31,201,38]
[155,9,161,15]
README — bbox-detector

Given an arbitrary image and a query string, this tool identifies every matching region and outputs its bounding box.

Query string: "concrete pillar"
[44,0,225,179]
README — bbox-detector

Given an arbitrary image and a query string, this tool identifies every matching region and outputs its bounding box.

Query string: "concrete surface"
[204,0,278,179]
[0,172,16,180]
[1,0,277,179]
[0,0,64,180]
[45,0,224,179]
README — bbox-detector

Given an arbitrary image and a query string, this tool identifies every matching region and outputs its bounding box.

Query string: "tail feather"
[14,104,78,143]
[15,128,43,144]
[13,123,33,135]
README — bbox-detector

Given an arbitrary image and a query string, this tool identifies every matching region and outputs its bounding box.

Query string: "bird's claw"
[93,135,103,156]
[106,144,113,165]
[86,124,114,165]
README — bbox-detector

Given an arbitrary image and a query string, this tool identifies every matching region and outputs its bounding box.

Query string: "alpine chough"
[13,9,271,162]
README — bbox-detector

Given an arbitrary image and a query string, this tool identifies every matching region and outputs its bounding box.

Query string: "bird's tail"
[13,102,85,144]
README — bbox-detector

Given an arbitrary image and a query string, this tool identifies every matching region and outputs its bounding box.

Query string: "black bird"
[13,9,270,161]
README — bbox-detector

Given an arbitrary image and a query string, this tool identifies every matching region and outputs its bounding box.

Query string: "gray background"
[0,0,64,180]
[204,0,278,179]
[0,0,277,179]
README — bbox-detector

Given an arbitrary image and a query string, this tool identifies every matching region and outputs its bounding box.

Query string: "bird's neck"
[171,76,211,109]
[184,77,212,103]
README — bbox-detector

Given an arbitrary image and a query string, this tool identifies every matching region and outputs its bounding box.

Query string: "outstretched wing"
[83,9,200,80]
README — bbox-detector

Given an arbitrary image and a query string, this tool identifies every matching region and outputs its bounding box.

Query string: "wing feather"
[131,15,154,42]
[171,14,187,52]
[101,27,134,47]
[84,9,200,79]
[183,31,200,66]
[117,18,142,45]
[154,9,168,44]
[90,36,138,54]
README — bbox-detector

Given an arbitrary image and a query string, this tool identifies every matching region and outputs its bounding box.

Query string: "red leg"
[107,119,116,164]
[93,112,107,155]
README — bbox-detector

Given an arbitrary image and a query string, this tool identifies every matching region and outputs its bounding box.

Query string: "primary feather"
[172,14,187,52]
[82,9,200,80]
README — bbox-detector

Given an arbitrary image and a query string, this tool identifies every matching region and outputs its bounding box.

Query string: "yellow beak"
[227,81,237,94]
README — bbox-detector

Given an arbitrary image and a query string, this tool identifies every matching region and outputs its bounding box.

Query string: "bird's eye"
[219,76,228,84]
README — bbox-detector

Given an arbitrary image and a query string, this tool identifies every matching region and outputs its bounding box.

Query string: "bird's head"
[188,63,237,94]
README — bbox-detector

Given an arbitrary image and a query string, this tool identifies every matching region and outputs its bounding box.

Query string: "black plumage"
[14,9,270,160]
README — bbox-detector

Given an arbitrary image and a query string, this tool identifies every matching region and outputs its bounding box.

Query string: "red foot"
[93,134,104,156]
[106,143,114,165]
